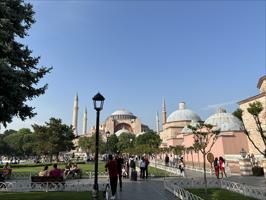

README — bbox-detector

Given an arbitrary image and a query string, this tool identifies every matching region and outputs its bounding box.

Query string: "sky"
[1,0,266,134]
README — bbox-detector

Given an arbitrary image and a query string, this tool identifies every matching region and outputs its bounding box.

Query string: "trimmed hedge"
[252,166,264,176]
[0,161,86,168]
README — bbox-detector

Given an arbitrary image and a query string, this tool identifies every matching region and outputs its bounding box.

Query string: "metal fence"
[165,178,266,200]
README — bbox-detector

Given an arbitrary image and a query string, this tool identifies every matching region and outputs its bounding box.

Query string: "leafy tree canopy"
[0,0,52,127]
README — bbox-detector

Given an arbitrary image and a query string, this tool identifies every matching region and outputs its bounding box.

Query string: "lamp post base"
[92,189,99,200]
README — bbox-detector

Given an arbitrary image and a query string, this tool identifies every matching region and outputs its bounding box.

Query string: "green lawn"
[0,192,104,200]
[148,166,174,177]
[187,188,258,200]
[11,163,106,173]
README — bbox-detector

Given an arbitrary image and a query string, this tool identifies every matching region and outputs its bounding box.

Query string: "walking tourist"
[219,156,227,178]
[115,153,124,191]
[144,155,149,179]
[165,154,169,166]
[39,165,49,177]
[178,157,186,177]
[140,157,146,179]
[105,154,118,200]
[213,157,219,179]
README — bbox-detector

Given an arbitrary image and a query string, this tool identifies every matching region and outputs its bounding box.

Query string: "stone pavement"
[115,178,176,200]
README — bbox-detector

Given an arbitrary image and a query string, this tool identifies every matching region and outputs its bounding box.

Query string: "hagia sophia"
[71,96,150,140]
[72,75,266,171]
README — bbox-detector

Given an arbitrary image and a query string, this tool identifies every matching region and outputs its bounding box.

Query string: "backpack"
[130,160,135,168]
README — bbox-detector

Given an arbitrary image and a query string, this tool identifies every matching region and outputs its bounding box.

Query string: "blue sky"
[2,0,266,133]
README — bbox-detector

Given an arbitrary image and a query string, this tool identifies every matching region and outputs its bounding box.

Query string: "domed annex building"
[160,101,249,170]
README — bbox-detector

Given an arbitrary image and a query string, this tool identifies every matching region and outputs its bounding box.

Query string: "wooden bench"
[31,176,65,190]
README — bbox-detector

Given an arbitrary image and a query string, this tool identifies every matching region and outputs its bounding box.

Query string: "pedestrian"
[213,157,219,179]
[140,157,146,179]
[165,154,169,166]
[144,155,150,179]
[105,155,118,200]
[178,157,186,177]
[219,156,227,178]
[115,153,124,191]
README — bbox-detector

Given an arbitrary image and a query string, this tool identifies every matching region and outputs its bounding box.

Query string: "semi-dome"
[205,108,244,132]
[167,102,201,123]
[114,128,131,137]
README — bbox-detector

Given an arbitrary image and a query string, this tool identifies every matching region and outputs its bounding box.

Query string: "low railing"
[165,178,266,200]
[0,181,107,192]
[164,180,204,200]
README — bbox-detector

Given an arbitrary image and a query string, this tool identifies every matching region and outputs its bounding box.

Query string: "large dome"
[110,109,136,120]
[111,109,134,116]
[167,102,201,123]
[205,108,244,132]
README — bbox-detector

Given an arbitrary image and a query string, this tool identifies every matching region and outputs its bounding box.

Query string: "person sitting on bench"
[49,164,62,177]
[39,165,49,177]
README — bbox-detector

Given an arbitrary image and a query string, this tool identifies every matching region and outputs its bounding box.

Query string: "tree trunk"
[203,153,207,195]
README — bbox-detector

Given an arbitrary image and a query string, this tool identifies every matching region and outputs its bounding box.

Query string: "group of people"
[165,154,186,176]
[38,163,80,178]
[38,164,62,177]
[213,156,227,179]
[105,153,149,200]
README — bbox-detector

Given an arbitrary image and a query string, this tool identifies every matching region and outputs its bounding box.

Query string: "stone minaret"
[82,107,87,135]
[162,98,167,124]
[156,111,160,134]
[72,93,79,136]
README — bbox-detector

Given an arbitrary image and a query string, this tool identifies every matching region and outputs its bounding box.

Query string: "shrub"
[252,166,264,176]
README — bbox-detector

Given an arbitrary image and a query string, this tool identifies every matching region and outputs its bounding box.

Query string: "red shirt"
[105,160,118,178]
[49,168,62,177]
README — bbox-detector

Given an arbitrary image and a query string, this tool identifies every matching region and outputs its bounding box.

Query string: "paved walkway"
[116,179,176,200]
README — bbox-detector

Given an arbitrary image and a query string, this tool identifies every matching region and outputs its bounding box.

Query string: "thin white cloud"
[200,100,238,111]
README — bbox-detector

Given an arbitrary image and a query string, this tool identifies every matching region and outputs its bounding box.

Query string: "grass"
[11,163,106,173]
[148,166,174,177]
[187,188,258,200]
[0,192,104,200]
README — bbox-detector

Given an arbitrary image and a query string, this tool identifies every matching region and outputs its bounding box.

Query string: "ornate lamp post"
[92,92,105,200]
[106,131,110,155]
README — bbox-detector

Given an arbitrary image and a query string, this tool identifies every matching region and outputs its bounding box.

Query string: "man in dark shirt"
[105,155,118,200]
[115,154,124,191]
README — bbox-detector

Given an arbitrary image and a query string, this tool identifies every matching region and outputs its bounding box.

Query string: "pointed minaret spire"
[162,98,167,124]
[156,111,160,134]
[72,93,79,136]
[82,107,87,135]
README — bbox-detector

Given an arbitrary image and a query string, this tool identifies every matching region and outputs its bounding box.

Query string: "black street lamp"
[92,92,105,200]
[106,131,110,155]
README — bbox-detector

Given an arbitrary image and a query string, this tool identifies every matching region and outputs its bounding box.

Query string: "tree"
[78,134,105,156]
[33,118,75,161]
[233,101,266,157]
[135,131,162,149]
[0,0,52,127]
[117,132,135,152]
[172,145,185,156]
[188,122,220,195]
[107,134,118,154]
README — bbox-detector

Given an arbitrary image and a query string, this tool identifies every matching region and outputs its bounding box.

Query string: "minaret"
[72,93,79,136]
[162,98,167,124]
[82,107,87,135]
[156,111,160,134]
